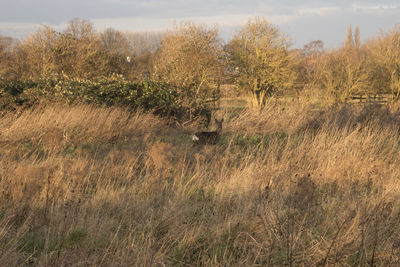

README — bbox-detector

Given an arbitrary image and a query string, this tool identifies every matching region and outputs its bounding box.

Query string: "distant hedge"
[0,75,180,116]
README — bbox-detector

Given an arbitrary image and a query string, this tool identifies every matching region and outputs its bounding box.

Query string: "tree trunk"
[251,90,267,111]
[250,78,267,111]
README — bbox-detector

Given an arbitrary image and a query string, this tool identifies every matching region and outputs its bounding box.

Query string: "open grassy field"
[1,102,400,266]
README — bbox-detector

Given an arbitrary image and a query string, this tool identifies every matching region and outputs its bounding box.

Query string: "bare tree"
[226,17,296,110]
[125,31,167,56]
[100,28,130,56]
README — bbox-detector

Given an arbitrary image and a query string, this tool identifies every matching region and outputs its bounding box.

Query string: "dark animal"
[192,118,224,145]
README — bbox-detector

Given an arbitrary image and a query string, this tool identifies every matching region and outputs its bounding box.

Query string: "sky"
[0,0,399,48]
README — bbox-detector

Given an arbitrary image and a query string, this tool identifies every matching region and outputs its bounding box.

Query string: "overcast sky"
[0,0,399,48]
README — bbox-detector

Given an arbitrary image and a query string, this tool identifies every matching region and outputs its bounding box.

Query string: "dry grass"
[1,103,400,266]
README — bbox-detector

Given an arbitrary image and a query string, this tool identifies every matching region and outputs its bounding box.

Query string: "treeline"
[297,24,400,104]
[1,18,400,115]
[0,19,164,81]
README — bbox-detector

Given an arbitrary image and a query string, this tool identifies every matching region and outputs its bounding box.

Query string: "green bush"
[0,75,180,116]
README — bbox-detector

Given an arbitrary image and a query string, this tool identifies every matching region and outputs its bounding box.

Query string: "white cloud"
[297,7,340,16]
[91,13,302,33]
[0,5,341,39]
[351,3,400,13]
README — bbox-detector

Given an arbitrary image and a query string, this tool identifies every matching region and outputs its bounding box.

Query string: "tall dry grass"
[1,103,400,266]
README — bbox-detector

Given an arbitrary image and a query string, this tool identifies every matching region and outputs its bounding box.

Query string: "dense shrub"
[0,75,179,116]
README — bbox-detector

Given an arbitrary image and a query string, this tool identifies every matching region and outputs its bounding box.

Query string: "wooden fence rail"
[351,94,390,104]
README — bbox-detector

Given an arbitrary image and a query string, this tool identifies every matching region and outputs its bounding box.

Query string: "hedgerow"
[0,75,179,116]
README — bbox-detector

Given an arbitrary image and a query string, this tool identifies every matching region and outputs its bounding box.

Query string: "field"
[1,102,400,266]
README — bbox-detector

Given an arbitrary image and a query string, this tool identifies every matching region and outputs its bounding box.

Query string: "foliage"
[303,25,396,104]
[295,41,323,84]
[226,17,297,110]
[314,47,372,103]
[6,19,131,81]
[0,75,179,116]
[366,25,400,101]
[153,22,224,118]
[99,28,131,76]
[0,35,16,78]
[3,18,400,110]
